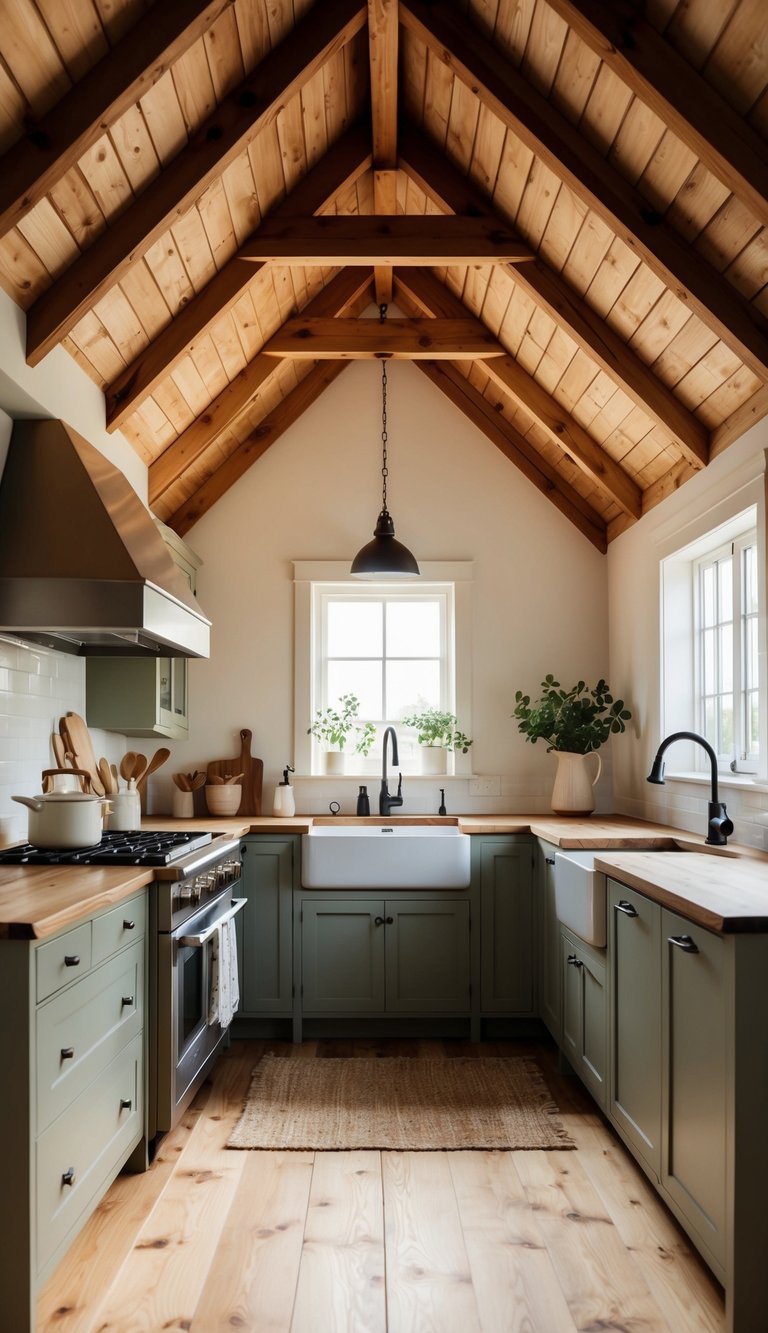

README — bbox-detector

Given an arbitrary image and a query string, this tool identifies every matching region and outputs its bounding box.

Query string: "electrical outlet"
[469,776,501,797]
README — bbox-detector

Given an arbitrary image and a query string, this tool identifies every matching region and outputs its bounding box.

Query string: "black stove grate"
[0,830,215,866]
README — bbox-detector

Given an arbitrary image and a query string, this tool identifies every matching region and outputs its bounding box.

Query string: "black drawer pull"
[567,954,583,968]
[374,916,384,926]
[668,934,699,954]
[120,1098,133,1112]
[545,857,555,865]
[60,1047,75,1061]
[123,919,136,930]
[614,901,638,918]
[385,916,394,925]
[61,1167,76,1187]
[64,955,80,967]
[121,995,134,1007]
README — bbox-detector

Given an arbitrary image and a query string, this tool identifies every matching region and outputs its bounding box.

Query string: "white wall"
[156,359,611,816]
[609,421,768,851]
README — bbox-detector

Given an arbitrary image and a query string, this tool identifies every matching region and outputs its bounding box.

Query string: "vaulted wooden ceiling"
[0,0,766,552]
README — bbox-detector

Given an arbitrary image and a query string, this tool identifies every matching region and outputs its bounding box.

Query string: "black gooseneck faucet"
[647,730,734,845]
[380,726,404,816]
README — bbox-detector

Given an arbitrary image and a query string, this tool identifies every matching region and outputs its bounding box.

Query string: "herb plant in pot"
[512,676,631,814]
[308,693,376,774]
[402,707,473,775]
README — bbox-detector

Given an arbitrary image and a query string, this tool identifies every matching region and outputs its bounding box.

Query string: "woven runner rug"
[227,1055,575,1151]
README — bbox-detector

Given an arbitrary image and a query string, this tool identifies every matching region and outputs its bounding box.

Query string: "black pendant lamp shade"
[351,338,420,579]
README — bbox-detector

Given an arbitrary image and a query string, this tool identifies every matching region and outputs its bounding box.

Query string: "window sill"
[664,770,768,794]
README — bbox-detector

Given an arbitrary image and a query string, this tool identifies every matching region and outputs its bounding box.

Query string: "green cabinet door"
[386,900,470,1013]
[239,838,294,1016]
[479,838,534,1014]
[560,927,607,1111]
[301,900,386,1013]
[537,841,561,1040]
[608,879,661,1176]
[661,910,726,1270]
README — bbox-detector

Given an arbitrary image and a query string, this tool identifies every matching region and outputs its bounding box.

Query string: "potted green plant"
[402,706,473,775]
[308,693,376,773]
[512,676,631,814]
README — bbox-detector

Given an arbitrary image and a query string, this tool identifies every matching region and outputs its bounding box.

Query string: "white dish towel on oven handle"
[208,917,240,1028]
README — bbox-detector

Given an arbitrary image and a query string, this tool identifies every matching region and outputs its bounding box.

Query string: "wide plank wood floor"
[38,1039,725,1332]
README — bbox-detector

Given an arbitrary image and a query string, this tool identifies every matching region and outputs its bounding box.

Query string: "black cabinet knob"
[121,995,134,1007]
[61,1167,76,1187]
[374,916,384,926]
[120,1098,133,1112]
[60,1047,75,1061]
[123,919,135,930]
[567,954,583,968]
[385,916,394,925]
[64,955,80,967]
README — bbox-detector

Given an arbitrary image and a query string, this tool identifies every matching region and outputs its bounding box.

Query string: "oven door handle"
[177,897,247,947]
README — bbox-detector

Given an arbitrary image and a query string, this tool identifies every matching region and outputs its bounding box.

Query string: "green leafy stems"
[402,707,473,753]
[308,693,376,755]
[512,676,631,754]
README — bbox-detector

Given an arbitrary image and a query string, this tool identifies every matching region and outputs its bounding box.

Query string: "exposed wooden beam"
[396,268,642,520]
[25,0,368,367]
[105,124,372,431]
[418,361,608,552]
[166,362,351,536]
[262,316,506,358]
[546,0,768,231]
[239,215,534,264]
[710,385,768,460]
[0,0,236,238]
[368,0,400,304]
[400,0,768,380]
[149,268,373,505]
[399,124,710,471]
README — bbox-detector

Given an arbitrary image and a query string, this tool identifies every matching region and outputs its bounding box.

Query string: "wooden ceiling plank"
[239,215,534,263]
[369,0,399,302]
[710,384,768,458]
[396,266,642,519]
[399,122,710,469]
[25,0,368,366]
[148,266,372,503]
[417,360,608,552]
[261,315,507,358]
[0,0,235,237]
[167,360,351,535]
[400,0,768,380]
[546,0,768,230]
[104,122,372,430]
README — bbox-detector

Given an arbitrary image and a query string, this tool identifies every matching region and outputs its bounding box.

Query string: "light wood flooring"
[38,1039,725,1332]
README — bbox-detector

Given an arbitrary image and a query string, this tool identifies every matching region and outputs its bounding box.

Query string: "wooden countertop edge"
[0,867,154,940]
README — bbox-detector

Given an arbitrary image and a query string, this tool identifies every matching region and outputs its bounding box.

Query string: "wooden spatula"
[61,712,104,795]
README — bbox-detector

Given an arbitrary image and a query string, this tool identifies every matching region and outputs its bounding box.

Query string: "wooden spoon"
[120,752,137,784]
[51,733,67,769]
[97,757,114,793]
[136,747,170,790]
[129,752,148,785]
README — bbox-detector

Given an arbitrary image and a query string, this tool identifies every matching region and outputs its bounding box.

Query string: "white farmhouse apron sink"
[301,822,471,889]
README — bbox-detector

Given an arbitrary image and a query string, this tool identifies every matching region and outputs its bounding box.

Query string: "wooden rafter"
[148,268,373,505]
[105,124,373,431]
[395,268,642,521]
[400,0,768,381]
[368,0,400,304]
[398,124,710,471]
[167,362,351,536]
[546,0,768,231]
[25,0,368,367]
[418,361,608,552]
[0,0,236,238]
[239,215,534,264]
[262,317,507,358]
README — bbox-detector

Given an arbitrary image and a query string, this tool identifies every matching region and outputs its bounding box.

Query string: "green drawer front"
[36,1034,142,1274]
[36,922,92,1003]
[92,893,147,966]
[37,942,144,1133]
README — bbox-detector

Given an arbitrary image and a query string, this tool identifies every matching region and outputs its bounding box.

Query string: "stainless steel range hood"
[0,419,211,657]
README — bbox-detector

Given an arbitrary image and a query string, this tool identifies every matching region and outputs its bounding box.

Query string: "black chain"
[379,305,388,510]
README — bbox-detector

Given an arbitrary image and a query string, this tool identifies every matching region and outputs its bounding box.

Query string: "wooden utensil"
[120,752,138,784]
[61,713,104,796]
[136,747,170,791]
[51,733,67,770]
[97,757,115,793]
[206,728,263,815]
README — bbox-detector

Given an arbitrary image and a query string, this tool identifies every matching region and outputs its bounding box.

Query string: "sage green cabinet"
[476,836,535,1016]
[536,840,561,1040]
[560,926,606,1111]
[237,837,295,1017]
[299,897,471,1018]
[607,879,661,1175]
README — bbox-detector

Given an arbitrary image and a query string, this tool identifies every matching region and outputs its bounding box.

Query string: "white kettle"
[13,772,109,848]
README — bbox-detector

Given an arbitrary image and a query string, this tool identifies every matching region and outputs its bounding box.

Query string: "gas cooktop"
[0,830,215,866]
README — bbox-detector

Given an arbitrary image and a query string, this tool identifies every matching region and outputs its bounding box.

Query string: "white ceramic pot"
[323,751,346,776]
[419,746,447,775]
[12,790,108,848]
[107,789,142,831]
[550,750,602,815]
[172,789,195,819]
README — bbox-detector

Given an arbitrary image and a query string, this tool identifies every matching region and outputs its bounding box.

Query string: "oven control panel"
[172,857,242,913]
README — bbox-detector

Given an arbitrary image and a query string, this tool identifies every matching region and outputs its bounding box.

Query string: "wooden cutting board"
[60,712,104,796]
[207,728,263,816]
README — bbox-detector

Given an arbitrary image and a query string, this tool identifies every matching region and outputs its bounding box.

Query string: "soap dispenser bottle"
[273,766,295,817]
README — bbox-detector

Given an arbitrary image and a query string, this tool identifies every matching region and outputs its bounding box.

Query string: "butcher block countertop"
[0,814,765,939]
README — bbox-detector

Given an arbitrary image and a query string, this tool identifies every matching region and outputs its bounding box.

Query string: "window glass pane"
[746,617,758,686]
[327,601,382,656]
[744,545,758,614]
[327,661,382,718]
[720,623,732,692]
[718,557,732,621]
[748,691,760,753]
[702,565,715,627]
[386,600,441,656]
[703,697,716,746]
[703,628,716,694]
[386,661,441,718]
[720,695,733,753]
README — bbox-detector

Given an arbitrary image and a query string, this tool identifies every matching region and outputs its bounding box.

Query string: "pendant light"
[351,308,420,579]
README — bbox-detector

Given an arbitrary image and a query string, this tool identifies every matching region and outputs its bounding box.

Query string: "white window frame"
[293,561,474,776]
[694,531,758,772]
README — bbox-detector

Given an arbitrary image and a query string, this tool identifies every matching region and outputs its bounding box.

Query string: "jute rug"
[227,1055,575,1151]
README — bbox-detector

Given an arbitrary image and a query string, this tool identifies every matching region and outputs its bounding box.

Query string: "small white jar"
[107,789,142,832]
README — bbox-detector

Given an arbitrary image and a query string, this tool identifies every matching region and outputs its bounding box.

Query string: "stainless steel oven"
[150,837,245,1138]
